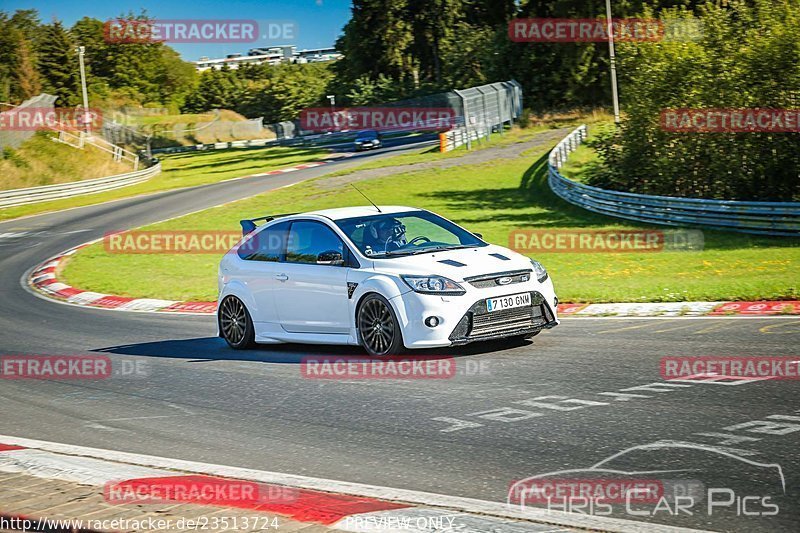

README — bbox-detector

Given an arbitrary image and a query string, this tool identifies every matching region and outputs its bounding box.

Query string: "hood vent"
[438,259,466,267]
[489,253,510,261]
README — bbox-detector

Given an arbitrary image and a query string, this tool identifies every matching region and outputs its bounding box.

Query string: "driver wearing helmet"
[366,218,407,254]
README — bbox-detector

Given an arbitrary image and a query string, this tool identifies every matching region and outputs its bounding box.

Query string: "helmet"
[373,218,405,241]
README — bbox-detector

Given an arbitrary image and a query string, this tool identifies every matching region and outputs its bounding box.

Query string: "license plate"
[487,292,531,312]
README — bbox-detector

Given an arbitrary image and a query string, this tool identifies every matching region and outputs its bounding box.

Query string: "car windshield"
[335,210,485,258]
[356,130,378,140]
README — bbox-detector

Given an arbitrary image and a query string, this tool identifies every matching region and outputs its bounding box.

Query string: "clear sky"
[2,0,352,60]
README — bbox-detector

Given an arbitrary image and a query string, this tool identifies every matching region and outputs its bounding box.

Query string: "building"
[193,46,341,71]
[295,47,341,63]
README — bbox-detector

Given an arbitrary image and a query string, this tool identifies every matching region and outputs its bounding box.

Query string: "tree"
[333,0,515,104]
[590,0,800,201]
[16,39,41,98]
[37,21,80,105]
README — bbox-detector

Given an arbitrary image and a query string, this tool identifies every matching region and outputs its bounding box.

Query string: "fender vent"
[347,282,358,299]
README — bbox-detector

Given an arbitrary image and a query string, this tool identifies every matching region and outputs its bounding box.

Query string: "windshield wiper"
[436,245,475,251]
[378,244,475,257]
[379,249,427,257]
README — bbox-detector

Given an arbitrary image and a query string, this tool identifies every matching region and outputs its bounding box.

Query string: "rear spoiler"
[239,213,296,236]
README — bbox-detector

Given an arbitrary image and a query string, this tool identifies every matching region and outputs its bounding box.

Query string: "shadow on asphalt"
[92,335,534,364]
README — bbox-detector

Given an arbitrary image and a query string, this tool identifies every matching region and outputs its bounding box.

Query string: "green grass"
[134,113,217,126]
[328,116,607,177]
[0,132,135,191]
[128,109,246,126]
[558,143,599,184]
[61,126,800,304]
[0,145,329,222]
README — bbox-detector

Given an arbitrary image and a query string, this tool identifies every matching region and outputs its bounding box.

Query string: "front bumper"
[447,291,557,345]
[355,141,378,150]
[393,280,558,349]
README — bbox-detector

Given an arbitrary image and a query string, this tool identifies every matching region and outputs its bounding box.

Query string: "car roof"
[297,206,420,221]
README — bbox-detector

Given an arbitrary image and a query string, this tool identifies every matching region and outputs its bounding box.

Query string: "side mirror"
[473,232,483,239]
[317,250,344,266]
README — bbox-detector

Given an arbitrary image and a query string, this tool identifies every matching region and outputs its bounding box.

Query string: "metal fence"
[289,80,522,147]
[54,128,140,169]
[441,126,492,152]
[438,80,523,151]
[102,119,150,148]
[151,138,278,155]
[0,94,58,149]
[548,125,800,237]
[267,120,298,140]
[0,162,161,209]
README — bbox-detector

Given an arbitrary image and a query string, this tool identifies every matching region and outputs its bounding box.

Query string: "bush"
[589,0,800,201]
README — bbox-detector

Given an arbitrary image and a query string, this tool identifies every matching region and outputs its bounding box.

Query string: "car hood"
[367,244,533,281]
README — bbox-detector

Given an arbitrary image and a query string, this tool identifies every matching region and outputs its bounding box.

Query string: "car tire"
[357,293,404,357]
[219,296,256,350]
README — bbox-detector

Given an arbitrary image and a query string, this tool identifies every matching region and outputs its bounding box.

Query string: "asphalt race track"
[1,137,798,532]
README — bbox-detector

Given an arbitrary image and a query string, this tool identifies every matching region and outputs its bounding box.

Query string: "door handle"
[275,273,289,282]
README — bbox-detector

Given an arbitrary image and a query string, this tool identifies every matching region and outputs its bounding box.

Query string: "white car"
[217,206,558,356]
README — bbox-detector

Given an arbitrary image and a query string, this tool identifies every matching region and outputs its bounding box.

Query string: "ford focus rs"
[218,206,558,356]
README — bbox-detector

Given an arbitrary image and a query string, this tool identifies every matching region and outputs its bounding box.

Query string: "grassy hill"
[0,132,135,191]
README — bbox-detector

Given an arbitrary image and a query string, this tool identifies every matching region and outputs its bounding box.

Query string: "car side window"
[237,221,290,261]
[285,221,345,265]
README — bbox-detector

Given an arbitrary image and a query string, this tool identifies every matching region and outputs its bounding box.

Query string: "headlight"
[401,275,465,295]
[530,259,548,283]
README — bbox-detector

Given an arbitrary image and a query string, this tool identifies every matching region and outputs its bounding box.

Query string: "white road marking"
[0,232,28,239]
[86,415,191,423]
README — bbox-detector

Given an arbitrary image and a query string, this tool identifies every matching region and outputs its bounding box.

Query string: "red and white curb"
[28,243,217,315]
[217,152,355,184]
[241,152,355,179]
[0,436,710,533]
[27,248,800,318]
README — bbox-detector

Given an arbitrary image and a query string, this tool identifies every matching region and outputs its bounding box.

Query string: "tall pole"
[326,94,336,132]
[605,0,620,124]
[77,46,91,135]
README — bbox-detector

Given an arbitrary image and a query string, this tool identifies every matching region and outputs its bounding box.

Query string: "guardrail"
[548,125,800,237]
[0,162,161,209]
[440,123,493,152]
[151,138,278,155]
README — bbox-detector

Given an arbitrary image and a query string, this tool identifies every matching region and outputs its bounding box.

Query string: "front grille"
[449,291,555,343]
[465,269,531,289]
[472,306,540,336]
